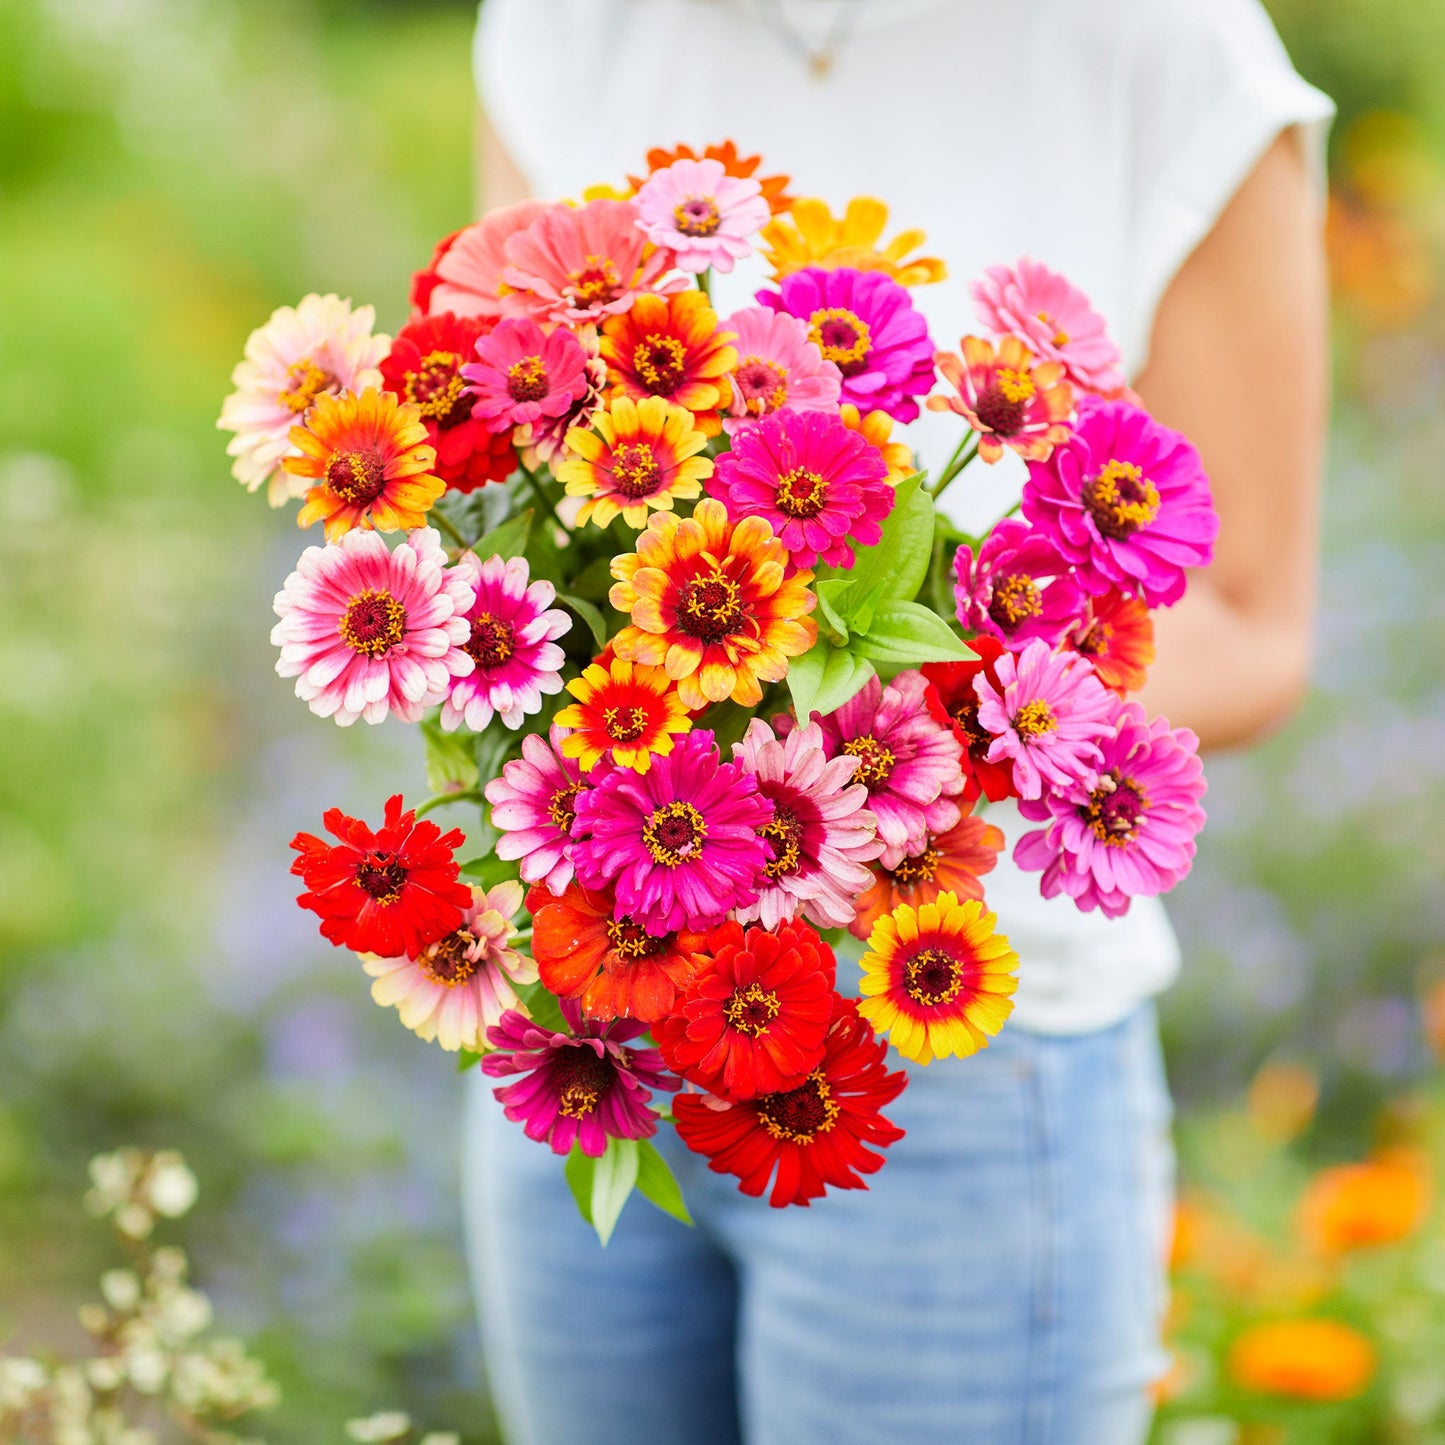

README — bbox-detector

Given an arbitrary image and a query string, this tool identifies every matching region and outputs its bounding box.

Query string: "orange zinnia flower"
[554,656,692,773]
[1064,588,1155,696]
[609,499,817,711]
[1298,1151,1432,1254]
[628,140,794,216]
[839,403,915,483]
[286,388,443,540]
[1228,1319,1376,1401]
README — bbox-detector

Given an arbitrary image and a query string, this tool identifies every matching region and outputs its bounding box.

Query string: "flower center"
[354,851,406,905]
[809,307,872,376]
[550,1045,614,1119]
[842,734,895,787]
[406,350,470,427]
[673,196,722,238]
[1036,311,1069,348]
[677,568,747,644]
[1071,615,1115,658]
[339,588,406,658]
[988,573,1043,632]
[420,930,480,987]
[757,1071,840,1144]
[633,333,688,395]
[973,369,1035,437]
[465,611,516,670]
[642,800,708,867]
[734,356,789,416]
[548,782,581,834]
[775,467,829,519]
[1083,459,1160,540]
[506,354,550,404]
[602,704,651,743]
[565,254,622,310]
[1083,770,1148,846]
[610,442,663,499]
[951,699,991,756]
[278,357,334,414]
[723,981,782,1037]
[325,448,388,506]
[887,846,940,888]
[904,946,964,1007]
[605,916,669,961]
[759,804,804,879]
[1012,699,1057,740]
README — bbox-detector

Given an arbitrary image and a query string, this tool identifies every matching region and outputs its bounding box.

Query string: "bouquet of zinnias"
[219,143,1215,1238]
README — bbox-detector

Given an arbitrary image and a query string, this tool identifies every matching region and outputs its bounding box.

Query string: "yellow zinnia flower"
[761,197,947,288]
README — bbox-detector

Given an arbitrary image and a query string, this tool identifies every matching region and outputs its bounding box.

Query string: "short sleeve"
[1121,0,1334,373]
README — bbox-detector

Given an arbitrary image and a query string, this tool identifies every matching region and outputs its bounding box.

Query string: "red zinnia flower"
[674,995,908,1208]
[290,794,471,959]
[654,918,836,1101]
[922,639,1019,805]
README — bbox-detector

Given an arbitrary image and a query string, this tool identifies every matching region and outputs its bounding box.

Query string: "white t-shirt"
[474,0,1333,1034]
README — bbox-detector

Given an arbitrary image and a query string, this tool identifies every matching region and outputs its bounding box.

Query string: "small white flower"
[346,1411,412,1442]
[100,1269,141,1314]
[143,1153,198,1218]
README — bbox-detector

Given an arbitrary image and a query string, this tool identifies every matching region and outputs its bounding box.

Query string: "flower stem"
[698,268,712,301]
[931,432,979,500]
[430,508,470,551]
[998,498,1022,523]
[520,461,568,534]
[413,789,484,820]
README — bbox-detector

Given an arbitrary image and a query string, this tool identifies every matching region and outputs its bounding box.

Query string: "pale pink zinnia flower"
[721,306,843,433]
[423,200,551,318]
[441,553,571,732]
[484,728,588,895]
[362,881,538,1051]
[974,638,1115,800]
[731,718,884,931]
[270,526,474,726]
[633,157,770,274]
[218,293,389,506]
[970,257,1126,395]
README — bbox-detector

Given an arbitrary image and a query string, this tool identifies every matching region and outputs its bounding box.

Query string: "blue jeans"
[462,1003,1174,1445]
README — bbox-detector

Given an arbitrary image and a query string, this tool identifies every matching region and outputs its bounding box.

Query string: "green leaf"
[556,592,609,649]
[458,855,518,891]
[567,554,616,602]
[419,716,480,795]
[850,601,975,667]
[844,578,888,636]
[590,1137,640,1246]
[820,472,935,613]
[700,698,758,754]
[634,1138,693,1226]
[471,507,534,561]
[457,1049,482,1073]
[812,578,852,645]
[512,979,567,1035]
[565,1146,595,1226]
[786,644,876,721]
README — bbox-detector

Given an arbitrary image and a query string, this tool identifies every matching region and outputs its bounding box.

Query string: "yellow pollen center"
[1037,312,1069,348]
[758,1070,841,1143]
[551,1047,614,1119]
[1012,699,1057,740]
[722,982,782,1037]
[760,806,804,879]
[419,931,481,988]
[677,568,747,644]
[1083,770,1148,846]
[566,254,622,309]
[989,573,1043,631]
[354,853,406,905]
[610,442,663,499]
[642,800,708,867]
[843,734,895,787]
[604,916,668,961]
[775,467,828,519]
[888,847,940,888]
[996,368,1036,405]
[633,333,689,394]
[506,354,550,404]
[548,782,580,833]
[1083,459,1161,540]
[278,357,333,414]
[338,588,406,658]
[673,196,722,237]
[602,704,651,743]
[809,307,872,376]
[406,350,468,426]
[904,946,965,1007]
[325,447,388,507]
[465,612,516,670]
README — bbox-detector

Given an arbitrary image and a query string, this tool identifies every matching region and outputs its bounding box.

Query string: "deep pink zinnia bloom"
[482,1001,679,1158]
[810,671,964,855]
[1014,701,1206,918]
[1022,398,1219,608]
[731,718,884,931]
[758,267,935,424]
[720,306,842,433]
[461,317,589,433]
[954,517,1088,650]
[970,257,1126,395]
[570,729,774,936]
[975,639,1115,801]
[709,407,894,571]
[271,526,475,727]
[633,157,770,275]
[484,728,589,896]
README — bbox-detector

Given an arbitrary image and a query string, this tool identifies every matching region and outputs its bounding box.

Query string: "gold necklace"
[757,0,864,78]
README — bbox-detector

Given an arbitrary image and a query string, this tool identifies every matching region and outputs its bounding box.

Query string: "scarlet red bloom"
[654,918,836,1101]
[526,881,706,1024]
[674,995,907,1208]
[921,640,1019,805]
[289,794,471,959]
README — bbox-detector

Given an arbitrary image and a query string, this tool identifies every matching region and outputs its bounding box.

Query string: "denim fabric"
[462,1003,1174,1445]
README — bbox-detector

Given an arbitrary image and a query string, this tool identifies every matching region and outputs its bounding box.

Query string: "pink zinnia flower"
[731,718,884,931]
[974,639,1115,801]
[500,199,685,328]
[516,336,609,471]
[954,517,1087,649]
[970,257,1126,394]
[571,729,774,936]
[461,317,589,434]
[810,671,964,855]
[442,553,571,732]
[421,200,551,318]
[928,334,1074,464]
[721,306,842,433]
[362,881,538,1051]
[484,728,589,896]
[709,408,893,571]
[271,526,474,726]
[759,267,935,424]
[633,157,770,275]
[1022,398,1219,608]
[482,1001,679,1157]
[1014,701,1206,918]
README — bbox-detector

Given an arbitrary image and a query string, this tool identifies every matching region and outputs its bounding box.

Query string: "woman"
[462,2,1332,1441]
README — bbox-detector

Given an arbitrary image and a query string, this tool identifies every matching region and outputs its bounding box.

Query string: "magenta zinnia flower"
[461,317,589,433]
[571,729,774,935]
[1022,398,1219,608]
[970,257,1126,394]
[709,408,893,571]
[731,718,884,930]
[811,671,964,855]
[634,157,770,274]
[974,639,1115,800]
[1014,701,1206,918]
[482,1001,679,1157]
[758,267,935,424]
[721,306,842,432]
[441,553,571,732]
[484,728,589,896]
[271,526,474,726]
[954,517,1087,649]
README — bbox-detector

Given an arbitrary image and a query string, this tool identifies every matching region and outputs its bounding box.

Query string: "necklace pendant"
[809,49,833,79]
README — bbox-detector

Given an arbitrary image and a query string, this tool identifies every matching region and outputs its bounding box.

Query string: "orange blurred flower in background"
[1297,1150,1432,1254]
[1228,1318,1376,1402]
[1247,1059,1319,1145]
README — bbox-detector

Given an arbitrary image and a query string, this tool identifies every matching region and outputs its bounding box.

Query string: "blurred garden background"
[1,0,1444,1441]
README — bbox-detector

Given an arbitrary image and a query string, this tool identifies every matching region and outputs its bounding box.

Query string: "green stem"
[931,432,979,500]
[998,498,1022,522]
[431,508,469,551]
[698,268,712,301]
[520,461,568,534]
[412,789,484,820]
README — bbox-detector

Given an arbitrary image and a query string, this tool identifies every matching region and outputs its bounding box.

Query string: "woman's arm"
[1132,130,1329,750]
[475,106,533,213]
